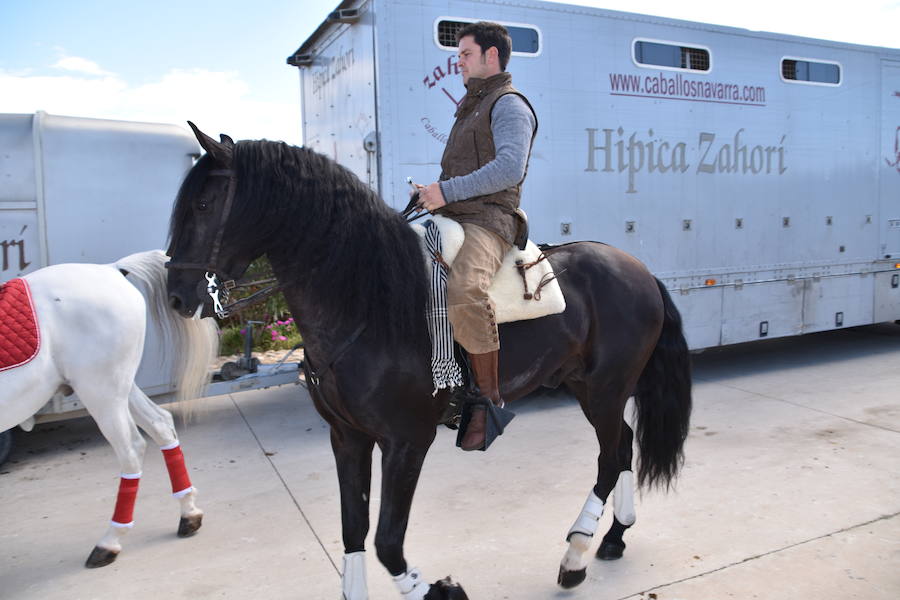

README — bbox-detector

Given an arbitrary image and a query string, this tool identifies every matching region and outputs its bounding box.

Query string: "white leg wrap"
[392,567,429,599]
[173,486,194,499]
[566,490,604,540]
[342,551,368,600]
[109,520,135,528]
[613,471,636,526]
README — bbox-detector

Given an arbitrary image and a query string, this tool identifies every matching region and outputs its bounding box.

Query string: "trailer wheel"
[0,429,12,467]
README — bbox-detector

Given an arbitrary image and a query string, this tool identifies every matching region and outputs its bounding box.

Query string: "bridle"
[164,168,283,318]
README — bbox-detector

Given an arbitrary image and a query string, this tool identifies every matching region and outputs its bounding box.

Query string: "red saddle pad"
[0,278,41,372]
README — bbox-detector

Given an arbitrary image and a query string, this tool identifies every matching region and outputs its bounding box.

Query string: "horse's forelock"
[168,154,216,252]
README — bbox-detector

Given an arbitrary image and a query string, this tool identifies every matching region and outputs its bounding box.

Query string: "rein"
[400,191,432,223]
[218,278,285,318]
[303,321,368,389]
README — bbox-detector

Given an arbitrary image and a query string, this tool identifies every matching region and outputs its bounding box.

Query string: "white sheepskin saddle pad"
[412,215,566,324]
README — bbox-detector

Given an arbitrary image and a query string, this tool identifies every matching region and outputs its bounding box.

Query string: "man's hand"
[415,182,447,212]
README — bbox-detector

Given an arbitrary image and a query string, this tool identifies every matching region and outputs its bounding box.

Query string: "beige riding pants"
[447,223,511,354]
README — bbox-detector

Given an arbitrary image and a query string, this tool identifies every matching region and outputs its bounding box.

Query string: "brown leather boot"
[460,350,503,451]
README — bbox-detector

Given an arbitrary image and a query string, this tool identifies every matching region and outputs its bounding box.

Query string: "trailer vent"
[781,58,841,85]
[287,53,314,67]
[435,19,541,55]
[438,20,464,48]
[328,8,360,23]
[633,40,710,72]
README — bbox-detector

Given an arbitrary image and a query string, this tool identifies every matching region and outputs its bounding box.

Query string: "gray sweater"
[439,94,536,202]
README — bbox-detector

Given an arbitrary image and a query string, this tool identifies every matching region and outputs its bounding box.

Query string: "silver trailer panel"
[292,1,900,349]
[1,113,300,424]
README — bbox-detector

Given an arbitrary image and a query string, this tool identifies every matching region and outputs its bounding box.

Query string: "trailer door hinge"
[363,131,378,153]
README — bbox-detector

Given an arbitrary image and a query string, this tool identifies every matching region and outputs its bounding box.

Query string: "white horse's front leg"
[161,442,204,536]
[130,386,203,536]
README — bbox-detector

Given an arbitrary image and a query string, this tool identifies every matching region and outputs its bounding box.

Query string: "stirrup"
[438,392,464,430]
[455,395,515,451]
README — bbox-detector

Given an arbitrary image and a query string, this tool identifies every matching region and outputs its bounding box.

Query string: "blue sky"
[2,0,897,146]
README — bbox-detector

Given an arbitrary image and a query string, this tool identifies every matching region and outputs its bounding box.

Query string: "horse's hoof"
[178,514,203,537]
[557,566,586,589]
[424,576,469,599]
[596,541,625,560]
[85,546,118,568]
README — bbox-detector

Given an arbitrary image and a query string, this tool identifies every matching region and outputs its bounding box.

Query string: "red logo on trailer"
[419,56,464,144]
[423,55,464,108]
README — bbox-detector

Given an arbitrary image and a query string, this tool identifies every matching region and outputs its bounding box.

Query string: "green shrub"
[219,325,246,355]
[215,256,302,356]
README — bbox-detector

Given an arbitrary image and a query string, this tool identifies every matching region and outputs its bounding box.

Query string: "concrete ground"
[1,325,899,600]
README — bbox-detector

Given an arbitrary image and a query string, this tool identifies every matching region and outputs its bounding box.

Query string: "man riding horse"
[415,21,538,451]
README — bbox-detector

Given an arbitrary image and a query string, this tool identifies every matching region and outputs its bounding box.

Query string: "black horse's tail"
[633,278,693,490]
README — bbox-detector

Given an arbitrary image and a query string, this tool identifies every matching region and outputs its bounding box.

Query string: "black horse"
[166,124,692,599]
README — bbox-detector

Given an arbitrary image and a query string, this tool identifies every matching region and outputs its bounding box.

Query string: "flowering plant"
[266,318,296,343]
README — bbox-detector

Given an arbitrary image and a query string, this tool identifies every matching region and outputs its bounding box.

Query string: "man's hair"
[456,21,512,71]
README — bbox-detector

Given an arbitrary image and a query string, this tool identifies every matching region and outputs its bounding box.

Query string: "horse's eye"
[197,200,209,212]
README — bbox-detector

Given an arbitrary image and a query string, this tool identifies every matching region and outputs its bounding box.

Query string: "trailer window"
[633,40,711,72]
[781,58,841,85]
[435,19,541,55]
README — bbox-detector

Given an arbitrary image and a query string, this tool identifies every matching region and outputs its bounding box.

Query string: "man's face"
[457,35,492,85]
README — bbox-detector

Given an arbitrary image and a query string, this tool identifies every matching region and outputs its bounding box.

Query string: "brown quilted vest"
[436,72,538,245]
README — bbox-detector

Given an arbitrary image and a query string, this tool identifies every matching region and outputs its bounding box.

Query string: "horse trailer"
[0,113,298,461]
[288,0,900,350]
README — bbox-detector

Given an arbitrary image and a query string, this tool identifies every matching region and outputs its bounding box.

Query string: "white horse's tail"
[114,250,218,410]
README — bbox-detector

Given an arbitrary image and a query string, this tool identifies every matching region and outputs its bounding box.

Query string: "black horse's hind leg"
[331,426,375,600]
[597,421,636,560]
[558,381,630,589]
[374,438,469,599]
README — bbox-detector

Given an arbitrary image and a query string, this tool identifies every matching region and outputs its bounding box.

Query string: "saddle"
[411,214,566,323]
[0,278,41,372]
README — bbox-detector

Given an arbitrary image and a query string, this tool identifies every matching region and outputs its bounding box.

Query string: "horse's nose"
[169,292,185,313]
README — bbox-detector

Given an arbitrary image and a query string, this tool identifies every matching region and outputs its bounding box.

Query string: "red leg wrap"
[162,445,192,495]
[112,476,140,525]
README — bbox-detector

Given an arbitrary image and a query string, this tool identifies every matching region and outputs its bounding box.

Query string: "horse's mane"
[171,141,428,344]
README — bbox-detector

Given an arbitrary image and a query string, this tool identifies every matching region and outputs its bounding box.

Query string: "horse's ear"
[220,133,234,145]
[187,121,233,166]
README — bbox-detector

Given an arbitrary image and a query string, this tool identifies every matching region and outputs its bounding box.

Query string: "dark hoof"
[85,546,118,568]
[424,576,469,599]
[596,540,625,560]
[557,566,586,589]
[178,514,203,537]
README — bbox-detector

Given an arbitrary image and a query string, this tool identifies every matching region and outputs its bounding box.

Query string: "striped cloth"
[424,220,465,394]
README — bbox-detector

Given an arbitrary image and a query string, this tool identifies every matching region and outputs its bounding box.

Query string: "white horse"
[0,250,218,567]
